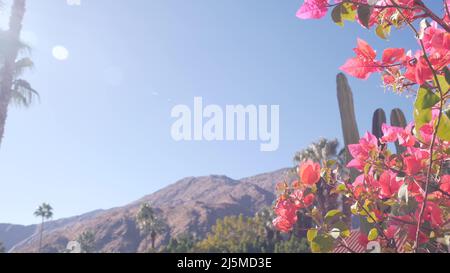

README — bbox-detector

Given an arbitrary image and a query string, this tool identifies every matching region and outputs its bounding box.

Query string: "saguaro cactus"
[390,108,407,154]
[336,73,360,165]
[336,73,360,227]
[372,108,387,139]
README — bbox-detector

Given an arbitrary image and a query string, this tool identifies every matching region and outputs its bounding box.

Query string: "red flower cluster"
[296,1,450,91]
[341,27,450,87]
[273,161,320,232]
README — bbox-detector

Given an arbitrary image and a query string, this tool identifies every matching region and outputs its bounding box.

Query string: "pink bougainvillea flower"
[397,123,416,147]
[298,160,321,185]
[381,123,403,143]
[422,23,450,54]
[404,51,434,85]
[360,131,379,151]
[349,175,366,198]
[428,50,450,72]
[347,145,366,170]
[378,171,401,198]
[291,188,316,208]
[296,0,329,19]
[407,225,429,245]
[381,122,416,147]
[419,123,434,144]
[291,189,304,208]
[274,199,298,219]
[403,156,422,176]
[415,201,444,227]
[347,132,379,170]
[403,147,429,176]
[340,39,382,79]
[426,202,444,227]
[382,48,405,65]
[273,216,295,233]
[385,225,398,240]
[273,198,298,232]
[407,177,423,196]
[382,73,396,85]
[302,193,315,207]
[440,175,450,194]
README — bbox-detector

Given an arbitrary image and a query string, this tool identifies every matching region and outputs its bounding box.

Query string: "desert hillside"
[1,168,292,253]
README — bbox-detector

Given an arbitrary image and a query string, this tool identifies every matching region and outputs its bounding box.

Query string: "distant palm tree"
[34,203,53,253]
[0,0,38,148]
[294,138,342,165]
[136,203,165,251]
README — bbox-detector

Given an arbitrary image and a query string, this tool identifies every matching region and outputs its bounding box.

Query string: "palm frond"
[34,203,53,219]
[10,78,39,107]
[14,57,33,76]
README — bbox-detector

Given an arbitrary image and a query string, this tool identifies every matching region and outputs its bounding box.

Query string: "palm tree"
[136,203,165,252]
[0,0,38,148]
[294,138,342,164]
[34,203,53,253]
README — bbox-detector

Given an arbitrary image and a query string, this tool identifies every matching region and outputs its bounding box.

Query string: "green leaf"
[324,209,343,223]
[341,229,351,238]
[413,107,431,132]
[414,86,436,131]
[307,229,318,242]
[333,183,347,194]
[436,74,449,96]
[415,86,440,110]
[368,228,378,241]
[375,24,391,39]
[310,241,321,253]
[341,3,356,22]
[444,67,450,87]
[366,212,377,223]
[312,235,335,253]
[437,111,450,141]
[333,221,350,238]
[357,5,372,29]
[331,4,343,26]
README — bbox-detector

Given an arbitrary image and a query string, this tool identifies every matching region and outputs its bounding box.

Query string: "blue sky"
[0,0,434,224]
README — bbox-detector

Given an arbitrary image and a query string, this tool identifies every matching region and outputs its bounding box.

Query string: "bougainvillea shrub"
[274,0,450,253]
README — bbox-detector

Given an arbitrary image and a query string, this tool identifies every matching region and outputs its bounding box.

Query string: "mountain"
[0,168,293,253]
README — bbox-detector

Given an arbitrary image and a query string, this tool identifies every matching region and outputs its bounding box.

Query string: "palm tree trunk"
[38,217,44,253]
[0,0,26,147]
